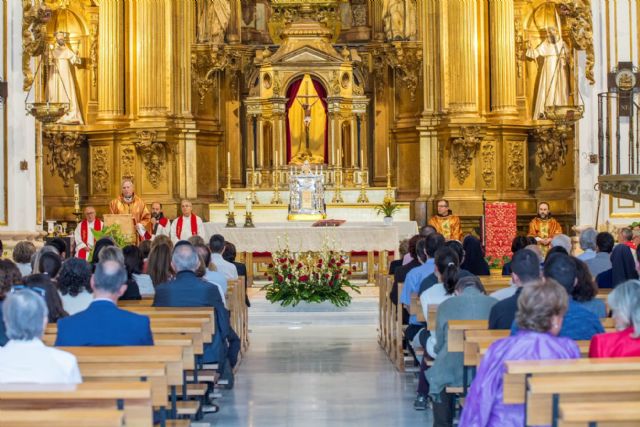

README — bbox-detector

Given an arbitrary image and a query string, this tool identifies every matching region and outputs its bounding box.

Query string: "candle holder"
[72,208,82,224]
[244,212,255,228]
[385,166,394,202]
[332,166,344,203]
[271,168,282,204]
[249,170,259,204]
[226,211,237,228]
[224,168,232,202]
[357,168,369,203]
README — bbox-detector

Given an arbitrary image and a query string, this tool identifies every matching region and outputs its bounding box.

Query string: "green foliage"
[485,255,511,269]
[261,248,360,307]
[89,224,129,260]
[374,198,400,217]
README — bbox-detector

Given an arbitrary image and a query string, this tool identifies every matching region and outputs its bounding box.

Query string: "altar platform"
[204,221,418,284]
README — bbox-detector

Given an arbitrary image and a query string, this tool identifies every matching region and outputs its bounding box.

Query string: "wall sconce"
[19,161,28,171]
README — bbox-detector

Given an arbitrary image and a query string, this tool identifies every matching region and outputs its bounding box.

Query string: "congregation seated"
[419,247,461,335]
[90,237,116,266]
[194,243,227,307]
[153,242,240,369]
[501,236,531,276]
[572,258,606,318]
[12,241,36,277]
[147,240,174,286]
[390,234,422,307]
[0,289,81,384]
[585,231,614,277]
[419,240,473,296]
[619,226,637,250]
[123,245,154,296]
[589,280,640,357]
[30,245,58,274]
[426,276,497,426]
[576,227,597,261]
[489,249,541,329]
[596,243,639,288]
[209,234,238,280]
[550,233,572,254]
[24,275,68,323]
[55,260,153,346]
[460,280,580,426]
[222,241,251,307]
[459,236,490,276]
[0,260,23,346]
[512,253,604,340]
[188,235,206,246]
[95,245,141,301]
[38,251,62,279]
[544,245,568,261]
[388,237,409,275]
[57,258,93,315]
[45,237,68,259]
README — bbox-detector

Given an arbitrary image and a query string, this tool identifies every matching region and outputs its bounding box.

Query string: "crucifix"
[295,80,321,160]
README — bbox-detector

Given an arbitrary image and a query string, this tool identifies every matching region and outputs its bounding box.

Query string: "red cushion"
[252,252,272,257]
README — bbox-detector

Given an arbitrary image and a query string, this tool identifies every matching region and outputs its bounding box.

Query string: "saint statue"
[47,32,83,125]
[198,0,231,44]
[526,27,569,120]
[382,0,417,41]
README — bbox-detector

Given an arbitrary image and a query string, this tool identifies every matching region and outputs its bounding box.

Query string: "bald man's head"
[93,260,127,294]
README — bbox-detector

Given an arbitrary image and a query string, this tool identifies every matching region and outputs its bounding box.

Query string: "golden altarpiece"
[23,0,594,230]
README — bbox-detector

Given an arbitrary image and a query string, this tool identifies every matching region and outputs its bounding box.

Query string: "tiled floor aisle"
[205,296,433,426]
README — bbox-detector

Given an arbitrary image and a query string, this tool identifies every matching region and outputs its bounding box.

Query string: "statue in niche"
[48,31,83,125]
[382,0,417,41]
[526,26,569,120]
[197,0,231,44]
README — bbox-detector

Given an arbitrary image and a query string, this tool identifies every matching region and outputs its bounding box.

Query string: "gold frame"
[1,0,8,225]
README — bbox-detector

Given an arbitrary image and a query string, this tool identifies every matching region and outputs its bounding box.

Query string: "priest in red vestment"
[170,199,205,243]
[145,201,171,241]
[428,199,462,241]
[528,202,562,252]
[74,206,103,261]
[109,179,151,242]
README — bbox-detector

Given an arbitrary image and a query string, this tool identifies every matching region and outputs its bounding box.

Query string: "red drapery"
[285,77,328,163]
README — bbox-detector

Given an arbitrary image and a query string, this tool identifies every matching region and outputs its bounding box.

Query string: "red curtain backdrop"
[485,202,517,259]
[285,77,328,163]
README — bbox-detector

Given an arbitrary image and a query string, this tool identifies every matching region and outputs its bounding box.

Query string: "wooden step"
[175,401,200,416]
[186,370,219,383]
[177,384,208,397]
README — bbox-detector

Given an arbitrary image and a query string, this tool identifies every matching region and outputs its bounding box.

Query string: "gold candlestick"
[357,168,369,203]
[249,169,259,204]
[385,162,394,202]
[226,212,237,228]
[332,165,344,203]
[244,212,255,228]
[270,167,282,204]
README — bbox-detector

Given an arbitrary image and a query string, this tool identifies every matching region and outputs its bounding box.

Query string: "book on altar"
[103,214,135,243]
[312,219,346,227]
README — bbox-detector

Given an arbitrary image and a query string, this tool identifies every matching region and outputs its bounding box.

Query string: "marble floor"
[204,295,432,426]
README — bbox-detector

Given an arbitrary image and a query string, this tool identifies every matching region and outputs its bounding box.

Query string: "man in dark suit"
[154,243,240,369]
[55,260,154,346]
[222,241,250,307]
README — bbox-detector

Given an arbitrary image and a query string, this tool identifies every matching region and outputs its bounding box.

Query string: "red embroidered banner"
[485,202,517,259]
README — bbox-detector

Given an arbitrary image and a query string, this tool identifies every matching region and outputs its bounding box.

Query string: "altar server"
[74,206,102,261]
[170,200,205,243]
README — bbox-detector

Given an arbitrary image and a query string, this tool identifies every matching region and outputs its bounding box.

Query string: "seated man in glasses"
[0,289,82,383]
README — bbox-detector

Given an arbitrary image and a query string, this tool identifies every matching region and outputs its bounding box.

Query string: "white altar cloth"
[204,221,418,253]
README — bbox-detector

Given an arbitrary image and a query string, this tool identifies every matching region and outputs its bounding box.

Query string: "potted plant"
[375,198,400,225]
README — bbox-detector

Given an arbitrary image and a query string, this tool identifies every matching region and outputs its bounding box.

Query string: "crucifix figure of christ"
[296,81,321,160]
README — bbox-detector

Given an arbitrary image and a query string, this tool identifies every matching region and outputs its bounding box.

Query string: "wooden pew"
[0,409,124,427]
[559,401,640,427]
[503,357,640,405]
[526,374,640,426]
[0,382,152,427]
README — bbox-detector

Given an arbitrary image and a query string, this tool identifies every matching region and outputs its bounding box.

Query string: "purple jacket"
[459,331,580,427]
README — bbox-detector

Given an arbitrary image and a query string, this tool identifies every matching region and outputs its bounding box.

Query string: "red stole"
[78,219,103,259]
[175,215,197,239]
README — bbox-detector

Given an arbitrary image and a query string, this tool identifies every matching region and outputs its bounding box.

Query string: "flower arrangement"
[485,255,511,269]
[261,247,361,307]
[374,198,400,218]
[91,224,129,248]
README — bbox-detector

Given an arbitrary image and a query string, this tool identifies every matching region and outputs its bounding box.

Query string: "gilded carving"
[121,147,135,181]
[370,42,422,101]
[22,0,51,91]
[557,1,595,85]
[92,148,109,194]
[135,131,167,189]
[44,131,86,187]
[481,141,495,187]
[273,72,282,96]
[89,20,98,88]
[191,44,253,102]
[450,126,483,185]
[531,126,569,180]
[507,141,525,188]
[331,71,341,95]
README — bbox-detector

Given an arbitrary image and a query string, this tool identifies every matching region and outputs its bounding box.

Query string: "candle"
[361,149,365,169]
[386,146,390,169]
[246,195,252,213]
[73,183,80,211]
[274,150,278,168]
[337,149,341,167]
[251,151,255,170]
[228,195,235,212]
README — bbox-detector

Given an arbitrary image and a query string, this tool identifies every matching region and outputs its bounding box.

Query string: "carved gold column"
[97,0,124,120]
[172,0,194,118]
[447,0,478,115]
[137,0,168,118]
[489,0,517,116]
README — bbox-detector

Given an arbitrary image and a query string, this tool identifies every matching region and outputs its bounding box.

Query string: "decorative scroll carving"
[481,141,495,186]
[450,126,483,185]
[191,44,254,103]
[531,126,569,180]
[514,18,525,79]
[507,140,525,188]
[331,71,341,95]
[22,0,52,91]
[370,42,422,101]
[89,19,99,88]
[557,1,595,85]
[134,131,167,189]
[44,131,86,187]
[269,0,342,44]
[273,72,282,96]
[598,176,640,203]
[92,148,109,194]
[121,147,135,181]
